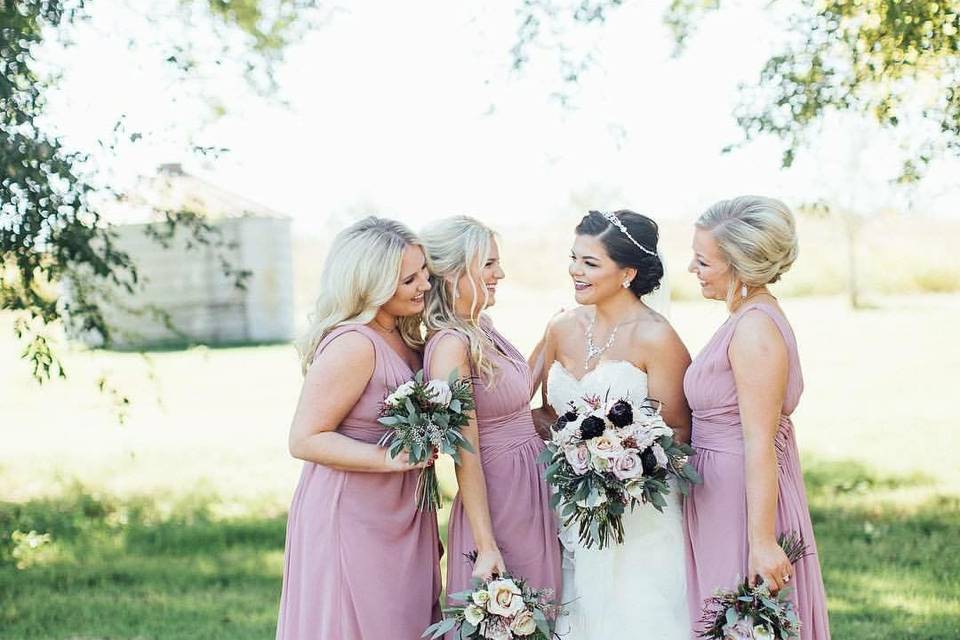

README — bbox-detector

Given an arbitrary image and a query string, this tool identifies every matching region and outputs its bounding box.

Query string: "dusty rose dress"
[276,324,442,639]
[424,320,562,603]
[683,303,830,639]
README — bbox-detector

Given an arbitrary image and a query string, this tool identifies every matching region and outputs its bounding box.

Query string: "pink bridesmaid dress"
[683,303,831,639]
[276,324,442,639]
[424,319,562,603]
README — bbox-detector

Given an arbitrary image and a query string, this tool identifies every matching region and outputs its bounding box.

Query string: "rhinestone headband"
[599,211,658,257]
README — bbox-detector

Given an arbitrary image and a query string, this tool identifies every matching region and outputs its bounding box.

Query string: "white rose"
[612,451,644,480]
[625,479,646,499]
[486,578,524,617]
[464,603,486,626]
[752,625,774,640]
[471,590,490,606]
[385,380,416,406]
[652,443,669,468]
[564,444,590,475]
[424,379,453,406]
[627,424,656,451]
[586,432,622,459]
[510,608,537,636]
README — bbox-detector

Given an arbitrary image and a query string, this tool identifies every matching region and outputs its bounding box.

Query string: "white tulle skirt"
[555,489,691,639]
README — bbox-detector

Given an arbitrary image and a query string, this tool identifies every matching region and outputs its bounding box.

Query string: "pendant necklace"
[584,314,620,369]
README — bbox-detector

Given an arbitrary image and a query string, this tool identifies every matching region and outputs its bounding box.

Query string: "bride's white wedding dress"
[548,359,691,639]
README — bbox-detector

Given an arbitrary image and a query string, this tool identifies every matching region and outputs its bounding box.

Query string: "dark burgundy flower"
[579,416,606,439]
[640,449,658,474]
[606,400,634,428]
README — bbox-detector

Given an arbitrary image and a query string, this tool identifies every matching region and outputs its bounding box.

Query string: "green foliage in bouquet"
[538,397,702,549]
[698,532,809,640]
[378,369,475,510]
[423,551,563,640]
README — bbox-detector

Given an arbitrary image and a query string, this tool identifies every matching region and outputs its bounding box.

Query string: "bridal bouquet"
[423,552,564,640]
[538,394,701,549]
[697,533,807,640]
[378,369,475,510]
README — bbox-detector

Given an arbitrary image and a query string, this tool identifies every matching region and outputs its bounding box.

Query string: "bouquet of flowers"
[697,533,808,640]
[423,552,564,640]
[538,394,702,549]
[378,369,475,510]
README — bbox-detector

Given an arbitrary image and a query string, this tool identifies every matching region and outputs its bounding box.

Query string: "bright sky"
[40,0,960,233]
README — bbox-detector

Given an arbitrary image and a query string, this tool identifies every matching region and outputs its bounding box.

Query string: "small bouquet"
[378,369,475,511]
[423,552,564,640]
[538,394,701,549]
[697,533,808,640]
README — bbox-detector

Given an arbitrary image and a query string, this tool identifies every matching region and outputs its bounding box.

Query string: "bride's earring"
[622,280,631,289]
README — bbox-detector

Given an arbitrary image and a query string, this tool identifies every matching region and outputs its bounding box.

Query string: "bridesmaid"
[683,196,830,638]
[420,216,562,604]
[276,217,441,639]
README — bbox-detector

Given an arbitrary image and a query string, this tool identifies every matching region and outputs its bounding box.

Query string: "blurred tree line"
[3,0,958,380]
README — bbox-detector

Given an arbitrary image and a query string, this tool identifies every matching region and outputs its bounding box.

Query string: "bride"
[532,210,693,638]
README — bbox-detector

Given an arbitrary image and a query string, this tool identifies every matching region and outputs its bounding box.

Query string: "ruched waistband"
[692,408,794,456]
[478,408,541,464]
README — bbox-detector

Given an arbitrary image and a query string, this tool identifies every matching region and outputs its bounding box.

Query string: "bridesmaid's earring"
[741,283,748,298]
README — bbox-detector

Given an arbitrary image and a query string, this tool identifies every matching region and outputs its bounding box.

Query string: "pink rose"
[612,451,644,480]
[564,444,590,475]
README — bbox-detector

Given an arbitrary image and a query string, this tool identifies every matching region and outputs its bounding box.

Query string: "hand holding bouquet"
[378,369,475,510]
[539,394,702,549]
[423,552,564,640]
[697,533,808,640]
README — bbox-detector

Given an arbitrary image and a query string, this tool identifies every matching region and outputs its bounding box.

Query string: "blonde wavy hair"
[696,195,799,303]
[297,216,424,374]
[420,215,499,386]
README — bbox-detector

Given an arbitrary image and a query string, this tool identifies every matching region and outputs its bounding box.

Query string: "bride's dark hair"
[576,210,663,298]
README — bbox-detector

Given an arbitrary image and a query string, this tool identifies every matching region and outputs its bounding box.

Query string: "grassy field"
[1,291,959,639]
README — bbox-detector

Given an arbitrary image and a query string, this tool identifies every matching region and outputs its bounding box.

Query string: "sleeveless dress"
[424,320,562,607]
[276,324,442,639]
[683,303,831,639]
[547,359,691,639]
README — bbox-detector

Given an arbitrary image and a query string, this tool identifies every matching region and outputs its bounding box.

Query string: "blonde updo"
[696,195,798,293]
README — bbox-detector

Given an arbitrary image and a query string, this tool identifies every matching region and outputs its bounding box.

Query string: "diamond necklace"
[584,315,621,369]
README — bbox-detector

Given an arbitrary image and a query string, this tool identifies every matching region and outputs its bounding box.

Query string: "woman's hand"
[471,547,507,581]
[382,448,438,472]
[748,539,792,593]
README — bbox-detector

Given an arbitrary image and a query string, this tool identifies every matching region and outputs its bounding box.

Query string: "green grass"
[2,465,958,639]
[2,293,958,638]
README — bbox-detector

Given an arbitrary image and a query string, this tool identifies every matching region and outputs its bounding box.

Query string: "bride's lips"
[574,280,592,291]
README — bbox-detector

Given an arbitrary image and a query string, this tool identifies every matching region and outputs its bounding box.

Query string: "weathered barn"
[85,164,294,348]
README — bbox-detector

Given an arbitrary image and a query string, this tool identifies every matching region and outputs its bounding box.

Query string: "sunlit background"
[2,1,959,638]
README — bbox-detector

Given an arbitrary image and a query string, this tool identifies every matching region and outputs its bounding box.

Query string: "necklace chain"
[584,315,620,369]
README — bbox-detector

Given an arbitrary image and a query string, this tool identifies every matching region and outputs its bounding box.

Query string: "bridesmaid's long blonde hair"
[298,216,424,374]
[421,216,499,386]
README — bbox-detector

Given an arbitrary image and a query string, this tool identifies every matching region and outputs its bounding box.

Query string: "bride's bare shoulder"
[548,307,590,341]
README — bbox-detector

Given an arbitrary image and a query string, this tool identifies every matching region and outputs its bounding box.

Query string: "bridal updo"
[696,196,798,291]
[576,210,663,298]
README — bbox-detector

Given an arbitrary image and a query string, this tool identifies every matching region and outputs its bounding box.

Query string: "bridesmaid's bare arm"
[641,322,692,444]
[427,334,506,580]
[730,311,793,593]
[531,320,560,440]
[288,332,428,473]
